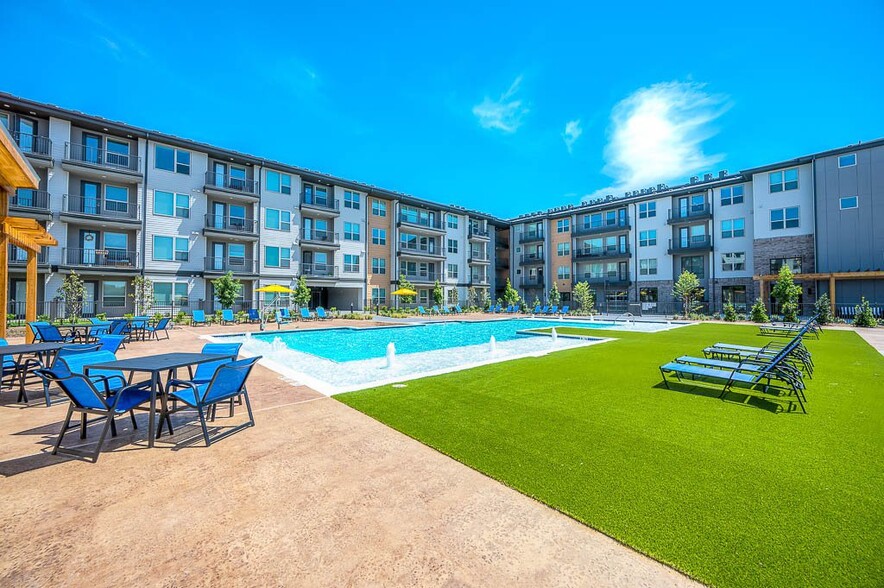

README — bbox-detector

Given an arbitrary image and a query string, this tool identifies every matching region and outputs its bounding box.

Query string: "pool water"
[247,318,639,362]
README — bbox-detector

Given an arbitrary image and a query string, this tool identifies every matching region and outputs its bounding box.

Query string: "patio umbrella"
[391,287,417,310]
[255,284,296,329]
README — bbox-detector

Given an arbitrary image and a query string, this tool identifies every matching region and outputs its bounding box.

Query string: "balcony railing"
[13,132,52,157]
[668,203,712,223]
[468,226,490,238]
[398,213,443,230]
[581,275,632,286]
[519,253,544,265]
[11,189,50,211]
[300,229,340,245]
[398,243,443,257]
[399,271,438,283]
[204,214,258,235]
[8,245,49,265]
[668,235,713,253]
[471,275,489,285]
[301,263,338,278]
[518,232,544,244]
[520,277,545,288]
[62,194,140,220]
[204,171,259,195]
[573,245,631,260]
[65,142,141,173]
[64,248,138,269]
[204,256,258,273]
[300,195,340,212]
[574,217,630,236]
[468,254,489,263]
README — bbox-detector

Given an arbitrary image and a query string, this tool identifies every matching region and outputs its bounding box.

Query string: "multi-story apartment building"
[2,91,881,317]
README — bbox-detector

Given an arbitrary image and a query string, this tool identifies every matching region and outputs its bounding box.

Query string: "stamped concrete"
[0,320,698,587]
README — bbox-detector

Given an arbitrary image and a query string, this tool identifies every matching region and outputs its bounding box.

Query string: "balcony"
[470,275,490,286]
[573,217,630,237]
[64,248,139,272]
[518,231,544,244]
[63,142,141,180]
[520,276,545,288]
[398,271,439,284]
[299,195,340,216]
[581,275,632,287]
[398,243,445,260]
[668,235,713,254]
[301,263,338,279]
[61,194,141,227]
[10,189,51,216]
[519,252,544,265]
[468,226,490,240]
[203,256,258,275]
[300,229,340,248]
[204,171,259,200]
[667,204,712,224]
[8,245,49,266]
[573,245,631,260]
[203,214,259,240]
[468,254,490,265]
[13,132,52,166]
[397,213,444,234]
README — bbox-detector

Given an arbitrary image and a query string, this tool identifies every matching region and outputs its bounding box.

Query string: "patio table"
[64,323,110,343]
[84,353,232,448]
[2,342,70,403]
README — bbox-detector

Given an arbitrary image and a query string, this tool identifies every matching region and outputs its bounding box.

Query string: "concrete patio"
[0,320,697,587]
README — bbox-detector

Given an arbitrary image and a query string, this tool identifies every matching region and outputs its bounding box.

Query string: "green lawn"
[336,324,884,587]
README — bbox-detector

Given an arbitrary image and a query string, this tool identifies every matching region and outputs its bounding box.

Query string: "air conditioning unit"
[718,170,728,178]
[690,176,699,184]
[704,173,713,181]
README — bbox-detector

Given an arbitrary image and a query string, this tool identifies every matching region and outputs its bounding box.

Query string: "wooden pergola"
[755,271,884,312]
[0,125,57,341]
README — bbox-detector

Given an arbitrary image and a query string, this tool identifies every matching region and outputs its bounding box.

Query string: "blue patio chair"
[431,305,441,315]
[97,335,126,354]
[145,317,172,340]
[35,324,76,344]
[418,306,428,316]
[166,356,260,447]
[533,305,541,314]
[316,307,331,320]
[27,321,51,342]
[247,309,261,323]
[89,318,111,337]
[280,308,292,320]
[1,337,43,403]
[57,350,131,396]
[540,305,549,315]
[454,305,463,314]
[560,305,570,315]
[184,342,244,420]
[441,306,451,314]
[36,368,153,462]
[221,309,235,325]
[299,308,314,321]
[108,319,128,337]
[548,305,559,315]
[191,310,207,326]
[276,310,292,328]
[38,344,102,406]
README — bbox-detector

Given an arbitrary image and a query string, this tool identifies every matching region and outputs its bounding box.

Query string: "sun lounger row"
[482,304,570,315]
[758,315,821,339]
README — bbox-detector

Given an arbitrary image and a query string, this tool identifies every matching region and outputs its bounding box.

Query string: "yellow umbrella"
[256,284,295,293]
[391,288,417,296]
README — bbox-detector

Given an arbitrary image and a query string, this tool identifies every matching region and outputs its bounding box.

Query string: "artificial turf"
[336,323,884,587]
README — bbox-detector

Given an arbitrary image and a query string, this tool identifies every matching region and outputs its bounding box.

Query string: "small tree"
[466,286,477,308]
[549,282,561,307]
[212,271,242,309]
[293,275,311,308]
[476,288,490,310]
[771,265,802,323]
[58,271,86,323]
[432,280,444,306]
[502,278,520,307]
[450,287,459,306]
[853,297,879,328]
[131,275,154,316]
[750,298,770,323]
[573,281,595,315]
[398,274,416,303]
[672,270,705,318]
[532,295,542,309]
[814,293,834,325]
[723,302,738,322]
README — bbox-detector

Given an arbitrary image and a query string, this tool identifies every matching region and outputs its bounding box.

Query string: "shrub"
[672,271,705,318]
[96,312,107,321]
[750,298,769,323]
[772,265,802,323]
[123,313,135,320]
[853,297,878,328]
[152,312,164,323]
[37,314,50,322]
[723,302,738,322]
[814,294,833,325]
[174,310,188,324]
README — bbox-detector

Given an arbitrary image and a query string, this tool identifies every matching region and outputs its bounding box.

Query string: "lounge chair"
[540,306,549,315]
[35,324,77,344]
[533,305,542,314]
[97,335,126,354]
[280,308,292,320]
[299,308,315,321]
[316,307,331,320]
[759,316,821,339]
[36,367,153,462]
[247,309,261,323]
[454,305,463,314]
[221,309,236,325]
[276,310,292,328]
[548,305,559,315]
[89,318,111,337]
[27,321,51,342]
[145,317,172,340]
[509,305,519,314]
[431,305,441,315]
[166,357,260,446]
[560,305,570,315]
[418,306,428,316]
[191,310,207,326]
[703,339,813,376]
[441,306,451,315]
[1,337,43,403]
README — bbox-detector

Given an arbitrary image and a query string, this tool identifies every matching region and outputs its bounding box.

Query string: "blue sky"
[3,1,883,218]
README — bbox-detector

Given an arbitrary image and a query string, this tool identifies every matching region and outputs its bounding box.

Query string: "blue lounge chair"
[37,366,153,461]
[560,305,570,315]
[27,321,51,342]
[316,307,330,320]
[299,308,315,321]
[548,305,558,315]
[532,305,541,314]
[1,337,43,403]
[431,305,441,315]
[441,306,450,315]
[166,356,260,446]
[89,318,111,337]
[418,306,428,316]
[191,310,207,326]
[35,324,76,344]
[108,319,128,337]
[247,308,261,323]
[759,316,821,339]
[97,335,126,354]
[221,309,236,325]
[510,305,520,314]
[280,308,292,320]
[276,310,292,328]
[539,306,549,315]
[145,317,172,340]
[454,305,463,314]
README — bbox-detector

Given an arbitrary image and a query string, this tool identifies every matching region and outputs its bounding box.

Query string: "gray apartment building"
[1,91,881,318]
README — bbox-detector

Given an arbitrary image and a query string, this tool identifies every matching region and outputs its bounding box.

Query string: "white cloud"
[562,119,583,153]
[587,81,729,199]
[472,75,529,133]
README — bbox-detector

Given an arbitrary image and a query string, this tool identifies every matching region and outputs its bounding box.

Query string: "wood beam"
[0,226,6,339]
[829,275,836,314]
[25,249,37,343]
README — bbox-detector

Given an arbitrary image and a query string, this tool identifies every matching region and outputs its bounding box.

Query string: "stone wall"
[753,234,816,303]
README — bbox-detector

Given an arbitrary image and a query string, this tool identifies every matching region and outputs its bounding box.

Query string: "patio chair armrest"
[91,374,128,394]
[167,378,199,391]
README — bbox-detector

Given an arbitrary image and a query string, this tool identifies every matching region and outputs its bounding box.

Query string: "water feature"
[551,327,558,342]
[385,342,397,368]
[489,335,497,354]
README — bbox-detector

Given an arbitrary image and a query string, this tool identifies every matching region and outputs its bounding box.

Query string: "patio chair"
[1,337,43,403]
[441,306,451,314]
[89,318,111,337]
[548,305,559,315]
[108,319,128,337]
[532,305,541,314]
[35,324,77,344]
[127,317,150,341]
[38,344,103,406]
[57,350,131,396]
[185,342,244,420]
[27,321,51,342]
[280,308,292,320]
[166,356,260,447]
[431,305,441,315]
[316,307,331,320]
[454,305,463,314]
[540,306,549,314]
[220,309,236,325]
[247,309,261,323]
[191,310,207,326]
[418,306,428,316]
[276,310,292,328]
[759,316,821,339]
[145,317,172,340]
[36,368,153,462]
[560,305,570,315]
[299,308,315,321]
[97,335,126,354]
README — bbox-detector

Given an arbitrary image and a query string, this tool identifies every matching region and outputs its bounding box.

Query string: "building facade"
[1,92,881,317]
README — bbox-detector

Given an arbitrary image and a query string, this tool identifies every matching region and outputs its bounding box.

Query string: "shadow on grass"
[652,381,786,414]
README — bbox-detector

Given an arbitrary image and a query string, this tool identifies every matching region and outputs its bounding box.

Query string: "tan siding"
[367,197,392,300]
[549,216,573,292]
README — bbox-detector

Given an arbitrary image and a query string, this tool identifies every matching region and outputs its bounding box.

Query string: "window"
[104,185,129,213]
[721,252,746,272]
[770,207,799,230]
[153,190,189,218]
[265,208,291,231]
[446,238,457,254]
[102,281,126,307]
[372,199,387,217]
[639,230,657,247]
[104,233,128,257]
[447,289,458,304]
[371,258,386,274]
[264,246,291,268]
[639,202,656,218]
[447,263,458,279]
[838,153,856,168]
[721,185,744,206]
[153,236,188,262]
[721,218,745,239]
[556,218,570,233]
[344,254,360,273]
[265,170,292,194]
[769,168,799,193]
[372,287,387,306]
[344,190,361,209]
[154,145,190,174]
[153,282,188,306]
[770,257,802,274]
[557,242,570,256]
[639,258,658,276]
[447,214,458,229]
[372,228,386,245]
[557,265,570,280]
[839,196,858,210]
[344,222,360,241]
[722,286,748,312]
[680,255,705,279]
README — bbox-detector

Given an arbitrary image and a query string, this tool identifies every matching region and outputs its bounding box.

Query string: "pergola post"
[25,248,38,343]
[829,275,836,314]
[0,225,6,339]
[759,279,767,312]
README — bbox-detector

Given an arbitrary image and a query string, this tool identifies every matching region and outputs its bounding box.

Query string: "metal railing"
[11,189,50,211]
[574,217,630,236]
[471,275,490,285]
[468,253,489,263]
[398,212,443,230]
[468,226,489,238]
[519,252,544,265]
[65,142,141,173]
[64,248,139,268]
[63,194,139,220]
[399,271,438,283]
[8,245,49,265]
[574,245,631,260]
[300,195,340,211]
[203,256,258,273]
[204,171,259,195]
[300,229,340,245]
[301,263,338,278]
[580,275,631,286]
[204,214,258,234]
[398,242,443,257]
[13,132,52,157]
[520,277,545,287]
[668,203,712,223]
[668,235,712,253]
[518,231,544,244]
